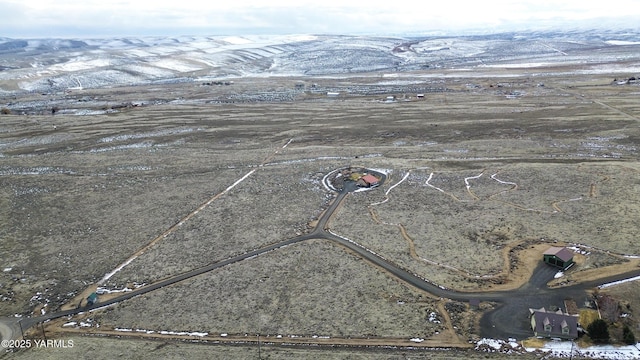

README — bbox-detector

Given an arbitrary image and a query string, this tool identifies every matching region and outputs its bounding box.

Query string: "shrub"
[587,319,609,343]
[1,107,11,115]
[623,324,636,345]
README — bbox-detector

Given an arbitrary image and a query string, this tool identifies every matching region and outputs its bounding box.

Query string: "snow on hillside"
[1,31,639,93]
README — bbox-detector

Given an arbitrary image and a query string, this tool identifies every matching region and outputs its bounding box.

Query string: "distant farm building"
[530,307,578,340]
[357,174,380,188]
[416,93,425,98]
[86,292,98,306]
[327,92,340,96]
[543,247,574,269]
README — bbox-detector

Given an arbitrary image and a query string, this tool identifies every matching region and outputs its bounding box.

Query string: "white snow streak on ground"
[425,172,446,193]
[97,139,294,284]
[490,173,516,186]
[479,338,640,359]
[385,172,410,196]
[598,275,640,289]
[370,171,409,206]
[98,257,137,285]
[464,173,483,189]
[98,168,257,284]
[206,169,256,206]
[322,169,339,192]
[526,340,640,359]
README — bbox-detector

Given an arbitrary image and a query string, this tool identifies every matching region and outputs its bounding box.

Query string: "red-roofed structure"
[358,174,380,187]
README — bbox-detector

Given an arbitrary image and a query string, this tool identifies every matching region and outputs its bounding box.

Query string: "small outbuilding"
[86,292,98,306]
[543,246,574,269]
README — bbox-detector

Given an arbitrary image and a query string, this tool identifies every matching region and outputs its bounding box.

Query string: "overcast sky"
[2,0,639,38]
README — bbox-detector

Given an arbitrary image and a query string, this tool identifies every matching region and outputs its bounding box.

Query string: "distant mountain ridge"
[0,29,638,94]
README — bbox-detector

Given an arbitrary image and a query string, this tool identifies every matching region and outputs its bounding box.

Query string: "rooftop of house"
[543,246,574,262]
[530,307,578,339]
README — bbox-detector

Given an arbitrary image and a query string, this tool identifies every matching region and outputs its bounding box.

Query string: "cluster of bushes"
[586,293,637,345]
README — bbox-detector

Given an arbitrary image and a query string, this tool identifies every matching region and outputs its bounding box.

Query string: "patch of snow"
[606,40,640,46]
[410,338,424,343]
[3,267,12,272]
[598,275,640,289]
[479,62,556,69]
[428,312,441,324]
[525,339,640,359]
[62,322,77,327]
[477,338,501,349]
[158,330,208,337]
[149,59,202,73]
[95,287,133,295]
[554,271,564,279]
[223,36,253,45]
[49,58,112,72]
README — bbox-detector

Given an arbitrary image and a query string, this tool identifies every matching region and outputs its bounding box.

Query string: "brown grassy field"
[2,69,640,358]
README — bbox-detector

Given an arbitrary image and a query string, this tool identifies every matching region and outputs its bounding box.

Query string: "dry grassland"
[2,70,640,358]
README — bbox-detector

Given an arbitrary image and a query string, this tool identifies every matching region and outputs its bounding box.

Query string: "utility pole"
[18,319,24,338]
[257,334,261,359]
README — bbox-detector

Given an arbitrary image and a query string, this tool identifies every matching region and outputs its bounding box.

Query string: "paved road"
[3,169,640,342]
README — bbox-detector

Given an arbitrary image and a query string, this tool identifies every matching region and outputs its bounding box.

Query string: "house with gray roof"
[529,307,578,340]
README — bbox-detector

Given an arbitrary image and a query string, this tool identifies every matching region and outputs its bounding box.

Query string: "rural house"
[357,174,380,188]
[543,246,574,269]
[529,307,578,340]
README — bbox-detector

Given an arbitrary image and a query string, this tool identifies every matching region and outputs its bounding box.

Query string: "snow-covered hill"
[0,30,639,94]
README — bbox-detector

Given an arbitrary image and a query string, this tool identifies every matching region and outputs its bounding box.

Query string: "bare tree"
[597,293,620,323]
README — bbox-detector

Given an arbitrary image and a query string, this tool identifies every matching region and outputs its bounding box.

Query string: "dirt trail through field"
[47,325,473,349]
[61,138,294,311]
[557,86,640,122]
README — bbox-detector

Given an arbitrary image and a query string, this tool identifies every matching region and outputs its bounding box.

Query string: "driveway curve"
[5,169,640,343]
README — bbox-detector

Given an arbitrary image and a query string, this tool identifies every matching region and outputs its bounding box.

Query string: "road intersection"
[3,167,640,345]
